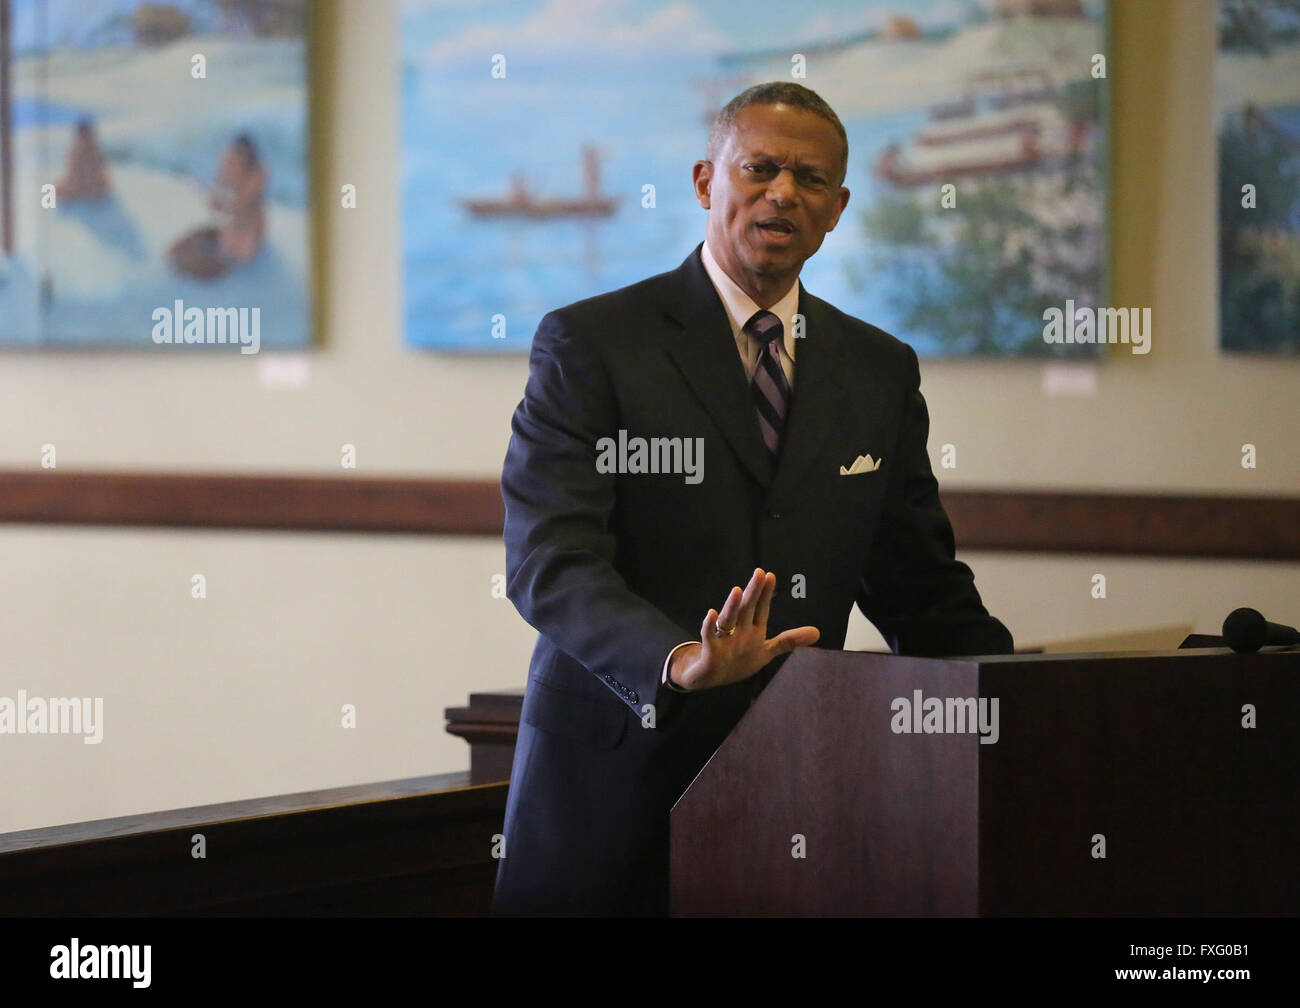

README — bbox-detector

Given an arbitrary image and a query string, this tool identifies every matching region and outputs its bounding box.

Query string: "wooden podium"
[670,648,1300,916]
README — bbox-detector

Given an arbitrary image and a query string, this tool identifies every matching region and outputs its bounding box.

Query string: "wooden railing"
[0,772,507,916]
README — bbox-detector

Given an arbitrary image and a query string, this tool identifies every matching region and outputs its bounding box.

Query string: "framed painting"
[1217,0,1300,354]
[0,0,311,350]
[400,0,1109,357]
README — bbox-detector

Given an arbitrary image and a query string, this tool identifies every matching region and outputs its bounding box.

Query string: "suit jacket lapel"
[662,245,775,488]
[767,288,852,509]
[661,245,855,496]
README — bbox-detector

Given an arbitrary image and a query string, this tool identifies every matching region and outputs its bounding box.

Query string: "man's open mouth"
[757,219,795,234]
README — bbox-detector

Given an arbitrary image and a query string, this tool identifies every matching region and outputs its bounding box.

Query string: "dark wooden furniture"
[445,689,525,783]
[0,772,507,916]
[671,647,1300,916]
[0,691,525,917]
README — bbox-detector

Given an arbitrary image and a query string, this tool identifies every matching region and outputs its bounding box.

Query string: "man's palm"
[673,568,819,691]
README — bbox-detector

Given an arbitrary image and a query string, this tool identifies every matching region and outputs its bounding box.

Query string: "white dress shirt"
[700,239,799,386]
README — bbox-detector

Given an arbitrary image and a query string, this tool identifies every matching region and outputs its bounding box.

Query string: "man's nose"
[765,169,797,205]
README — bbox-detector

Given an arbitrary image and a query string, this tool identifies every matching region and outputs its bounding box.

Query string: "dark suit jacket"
[493,243,1012,915]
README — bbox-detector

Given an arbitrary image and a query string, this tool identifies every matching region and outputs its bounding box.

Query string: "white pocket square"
[839,454,883,476]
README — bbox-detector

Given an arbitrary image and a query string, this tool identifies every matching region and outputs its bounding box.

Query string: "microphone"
[1222,608,1300,653]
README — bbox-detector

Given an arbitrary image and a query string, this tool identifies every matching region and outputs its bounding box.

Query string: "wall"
[2,0,1296,833]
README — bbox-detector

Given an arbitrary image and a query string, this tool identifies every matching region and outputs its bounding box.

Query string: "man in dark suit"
[494,82,1013,916]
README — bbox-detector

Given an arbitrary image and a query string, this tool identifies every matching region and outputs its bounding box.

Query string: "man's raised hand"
[668,568,820,692]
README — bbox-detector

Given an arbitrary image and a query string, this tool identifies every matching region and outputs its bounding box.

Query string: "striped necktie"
[746,309,791,457]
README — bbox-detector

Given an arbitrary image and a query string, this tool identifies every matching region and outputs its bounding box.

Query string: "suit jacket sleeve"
[502,310,690,719]
[856,345,1014,657]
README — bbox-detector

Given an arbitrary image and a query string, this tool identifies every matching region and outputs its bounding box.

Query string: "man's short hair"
[705,82,849,187]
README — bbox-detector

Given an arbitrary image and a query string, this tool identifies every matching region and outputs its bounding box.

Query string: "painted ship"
[874,67,1087,187]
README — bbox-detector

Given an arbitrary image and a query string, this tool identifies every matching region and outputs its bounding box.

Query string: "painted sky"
[403,0,1104,63]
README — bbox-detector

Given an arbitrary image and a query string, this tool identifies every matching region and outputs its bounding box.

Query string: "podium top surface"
[849,646,1296,665]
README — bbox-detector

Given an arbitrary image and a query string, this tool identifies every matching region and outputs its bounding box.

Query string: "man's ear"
[826,186,850,232]
[692,160,713,210]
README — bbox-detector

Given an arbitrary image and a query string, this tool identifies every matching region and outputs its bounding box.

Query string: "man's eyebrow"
[742,153,830,173]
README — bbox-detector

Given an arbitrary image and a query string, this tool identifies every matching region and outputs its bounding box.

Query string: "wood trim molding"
[0,470,504,535]
[1,470,1296,560]
[940,490,1299,562]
